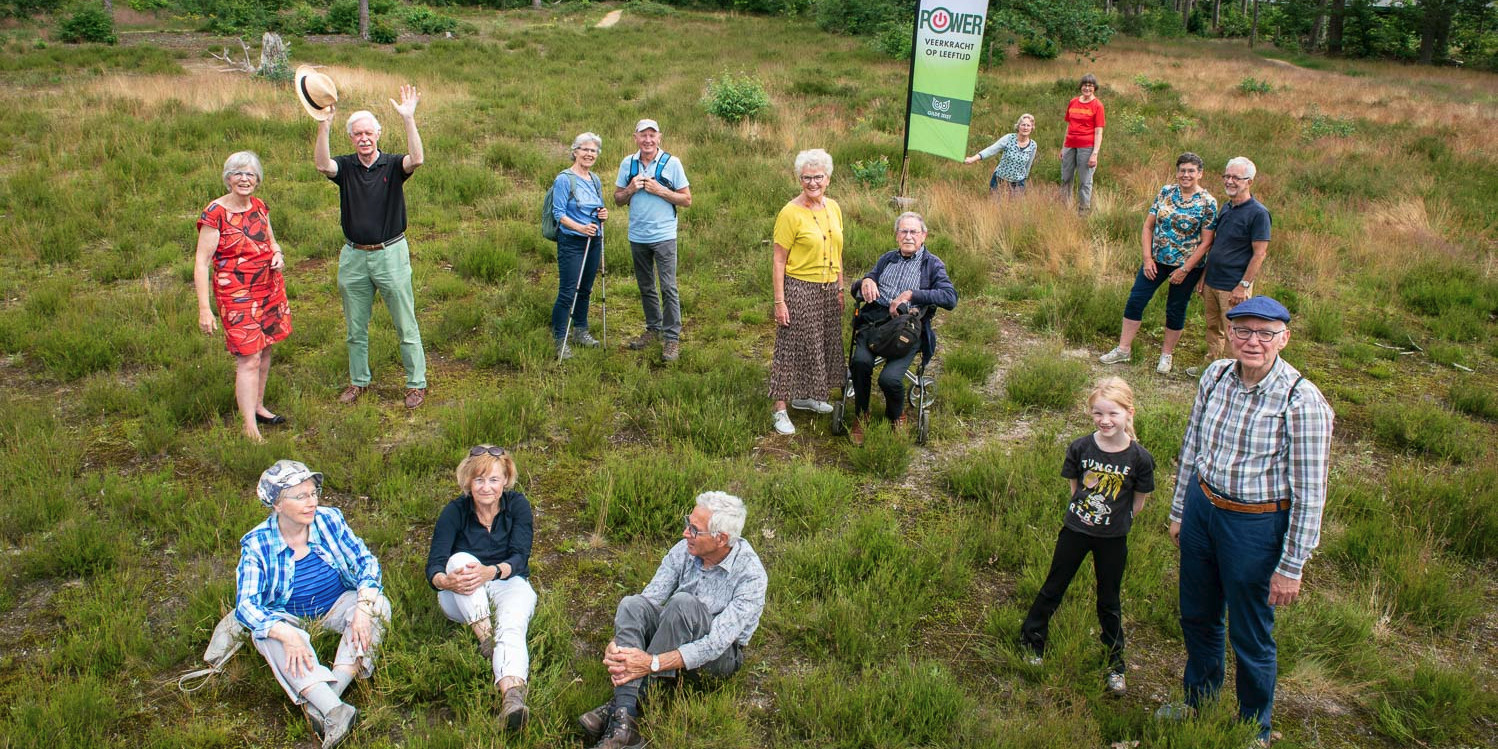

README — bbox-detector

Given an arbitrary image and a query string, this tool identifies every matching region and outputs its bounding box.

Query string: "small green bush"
[1374,661,1487,744]
[702,72,771,123]
[58,4,116,44]
[1119,111,1148,134]
[1133,74,1172,94]
[846,420,912,479]
[1029,278,1127,345]
[1303,302,1344,343]
[849,155,890,189]
[1369,402,1483,464]
[623,0,677,16]
[1237,76,1273,95]
[1303,109,1356,139]
[1448,380,1498,420]
[943,346,996,385]
[369,18,398,43]
[1019,36,1060,60]
[1006,355,1087,411]
[872,21,912,59]
[1167,112,1195,132]
[399,5,457,35]
[776,660,974,745]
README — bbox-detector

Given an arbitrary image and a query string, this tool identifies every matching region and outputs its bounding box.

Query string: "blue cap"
[1225,296,1291,324]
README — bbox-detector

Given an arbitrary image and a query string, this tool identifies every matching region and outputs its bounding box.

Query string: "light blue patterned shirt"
[235,506,383,638]
[977,133,1038,183]
[641,538,768,669]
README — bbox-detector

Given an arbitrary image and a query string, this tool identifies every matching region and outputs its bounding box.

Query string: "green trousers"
[337,238,427,389]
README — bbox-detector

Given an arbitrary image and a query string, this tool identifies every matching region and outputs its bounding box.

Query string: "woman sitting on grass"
[1019,378,1154,696]
[194,150,292,442]
[237,460,390,749]
[425,445,537,730]
[965,113,1039,195]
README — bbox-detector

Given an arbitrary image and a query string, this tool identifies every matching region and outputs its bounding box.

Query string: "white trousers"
[252,589,391,704]
[436,552,537,684]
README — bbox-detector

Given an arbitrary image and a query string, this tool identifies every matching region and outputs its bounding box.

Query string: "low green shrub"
[776,660,975,746]
[58,4,117,44]
[1133,74,1172,94]
[1006,354,1087,411]
[845,418,911,479]
[1448,380,1498,420]
[1374,660,1488,745]
[400,5,458,35]
[702,72,771,123]
[1302,301,1343,343]
[1029,278,1127,345]
[848,155,889,189]
[0,675,119,749]
[1020,35,1059,59]
[369,18,398,43]
[1302,109,1356,139]
[587,449,726,542]
[1369,402,1483,464]
[943,345,996,385]
[1237,76,1273,95]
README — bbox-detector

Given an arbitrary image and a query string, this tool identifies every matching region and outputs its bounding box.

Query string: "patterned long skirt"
[768,277,844,401]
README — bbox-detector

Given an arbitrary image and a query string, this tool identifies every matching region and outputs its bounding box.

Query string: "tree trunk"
[533,0,543,7]
[1309,0,1328,51]
[1418,0,1454,64]
[103,0,112,12]
[1213,0,1221,33]
[1249,0,1259,47]
[359,0,370,40]
[1327,0,1344,55]
[1183,0,1191,29]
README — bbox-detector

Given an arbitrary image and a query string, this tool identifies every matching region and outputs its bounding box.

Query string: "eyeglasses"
[575,147,599,154]
[683,515,715,539]
[1230,326,1285,342]
[1222,174,1250,182]
[227,171,259,180]
[280,489,319,503]
[800,174,827,183]
[896,229,925,236]
[468,446,509,458]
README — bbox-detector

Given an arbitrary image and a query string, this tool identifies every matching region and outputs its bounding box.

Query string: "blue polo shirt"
[615,151,689,243]
[1204,196,1271,291]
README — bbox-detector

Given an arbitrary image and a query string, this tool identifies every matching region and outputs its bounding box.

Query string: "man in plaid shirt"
[1166,296,1334,746]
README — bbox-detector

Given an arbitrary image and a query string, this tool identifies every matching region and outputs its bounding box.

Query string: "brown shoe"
[589,706,643,749]
[337,385,367,404]
[662,339,680,362]
[404,388,426,409]
[577,701,613,745]
[850,415,866,446]
[624,330,658,350]
[499,683,529,731]
[892,413,910,432]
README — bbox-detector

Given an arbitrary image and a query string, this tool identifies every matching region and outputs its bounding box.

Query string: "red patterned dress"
[196,198,292,356]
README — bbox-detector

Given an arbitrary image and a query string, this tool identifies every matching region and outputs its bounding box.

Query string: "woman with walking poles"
[550,132,609,360]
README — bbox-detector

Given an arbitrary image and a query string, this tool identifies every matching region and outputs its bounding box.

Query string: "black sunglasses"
[468,446,509,458]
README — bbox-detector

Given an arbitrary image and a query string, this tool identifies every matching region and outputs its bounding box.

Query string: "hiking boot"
[577,701,613,745]
[556,339,573,360]
[1154,702,1194,722]
[478,634,495,661]
[1025,653,1044,667]
[772,409,795,435]
[499,683,529,731]
[589,706,643,749]
[791,398,833,414]
[892,413,910,432]
[625,330,658,350]
[571,329,601,348]
[302,705,325,740]
[1156,353,1174,374]
[1099,346,1131,365]
[1106,671,1127,695]
[337,385,367,404]
[661,339,680,362]
[404,388,426,409]
[850,415,866,446]
[320,703,357,749]
[1186,366,1204,378]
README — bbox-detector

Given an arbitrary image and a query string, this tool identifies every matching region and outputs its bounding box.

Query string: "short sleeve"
[667,157,689,189]
[1252,207,1272,241]
[615,156,632,188]
[1148,185,1168,217]
[1093,99,1106,127]
[1061,439,1083,479]
[197,203,224,233]
[773,205,800,250]
[1132,445,1157,494]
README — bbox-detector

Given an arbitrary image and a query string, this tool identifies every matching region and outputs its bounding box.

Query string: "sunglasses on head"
[468,446,509,458]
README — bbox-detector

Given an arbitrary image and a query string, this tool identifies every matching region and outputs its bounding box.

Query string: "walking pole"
[560,231,594,363]
[597,211,608,348]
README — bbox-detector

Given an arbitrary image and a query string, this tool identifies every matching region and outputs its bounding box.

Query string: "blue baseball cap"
[1225,296,1291,324]
[256,460,323,507]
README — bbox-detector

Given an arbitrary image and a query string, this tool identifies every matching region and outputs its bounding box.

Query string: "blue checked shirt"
[641,538,768,670]
[235,507,384,638]
[1170,357,1335,579]
[873,248,926,307]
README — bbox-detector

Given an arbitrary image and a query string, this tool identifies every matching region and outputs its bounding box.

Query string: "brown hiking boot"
[404,388,426,409]
[337,385,367,404]
[850,415,866,446]
[589,706,643,749]
[892,412,910,432]
[662,339,680,362]
[577,701,613,745]
[498,683,529,731]
[625,330,658,350]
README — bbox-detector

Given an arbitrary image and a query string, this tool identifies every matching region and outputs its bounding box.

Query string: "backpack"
[628,152,677,214]
[864,306,923,359]
[541,170,602,241]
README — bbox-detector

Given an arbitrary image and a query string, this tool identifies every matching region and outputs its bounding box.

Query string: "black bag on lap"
[858,303,922,359]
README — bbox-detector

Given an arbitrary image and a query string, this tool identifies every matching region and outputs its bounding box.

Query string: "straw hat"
[294,65,338,121]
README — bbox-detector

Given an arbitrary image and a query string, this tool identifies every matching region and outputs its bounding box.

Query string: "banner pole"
[896,5,920,204]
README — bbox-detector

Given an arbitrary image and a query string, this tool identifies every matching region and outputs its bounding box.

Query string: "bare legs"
[1116,319,1185,356]
[234,347,275,441]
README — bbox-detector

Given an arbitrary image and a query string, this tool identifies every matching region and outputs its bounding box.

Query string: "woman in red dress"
[194,151,292,442]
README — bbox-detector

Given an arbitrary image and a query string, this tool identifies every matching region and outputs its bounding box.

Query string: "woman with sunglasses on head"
[425,445,537,730]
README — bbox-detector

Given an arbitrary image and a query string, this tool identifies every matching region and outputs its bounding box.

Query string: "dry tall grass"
[924,182,1109,277]
[83,65,462,119]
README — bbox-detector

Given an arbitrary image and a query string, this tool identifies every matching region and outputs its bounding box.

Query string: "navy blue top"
[1204,197,1271,291]
[851,248,958,363]
[285,551,348,618]
[425,491,534,588]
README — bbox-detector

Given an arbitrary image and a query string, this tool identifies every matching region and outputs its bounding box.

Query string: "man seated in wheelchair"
[847,211,958,444]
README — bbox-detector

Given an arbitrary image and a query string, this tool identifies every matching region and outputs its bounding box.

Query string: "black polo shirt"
[330,152,410,246]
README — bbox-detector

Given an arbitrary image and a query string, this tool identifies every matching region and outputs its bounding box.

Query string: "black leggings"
[1020,526,1128,672]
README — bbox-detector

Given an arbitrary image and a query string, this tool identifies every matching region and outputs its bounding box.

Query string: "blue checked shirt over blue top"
[873,248,926,307]
[1170,357,1335,579]
[641,538,768,670]
[236,506,384,638]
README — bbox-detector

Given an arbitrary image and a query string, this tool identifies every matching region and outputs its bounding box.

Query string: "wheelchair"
[829,300,937,445]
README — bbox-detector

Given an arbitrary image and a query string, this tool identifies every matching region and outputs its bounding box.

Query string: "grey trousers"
[1059,147,1097,210]
[252,590,391,704]
[630,239,681,341]
[612,593,742,704]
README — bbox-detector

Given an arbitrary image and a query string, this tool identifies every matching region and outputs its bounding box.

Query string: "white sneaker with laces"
[1099,346,1131,365]
[772,410,796,435]
[791,398,833,414]
[1156,353,1173,373]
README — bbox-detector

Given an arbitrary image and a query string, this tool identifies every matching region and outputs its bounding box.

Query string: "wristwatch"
[649,654,660,673]
[1239,280,1252,288]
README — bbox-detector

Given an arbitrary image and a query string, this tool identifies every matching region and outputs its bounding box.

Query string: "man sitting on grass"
[577,491,768,749]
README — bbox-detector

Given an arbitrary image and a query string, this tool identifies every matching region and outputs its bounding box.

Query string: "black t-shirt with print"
[1060,434,1156,538]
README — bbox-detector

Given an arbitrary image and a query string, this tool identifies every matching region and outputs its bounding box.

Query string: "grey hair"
[221,150,264,188]
[1015,113,1036,129]
[570,132,603,155]
[1226,156,1257,180]
[894,211,927,233]
[696,491,747,543]
[346,111,381,136]
[794,148,834,178]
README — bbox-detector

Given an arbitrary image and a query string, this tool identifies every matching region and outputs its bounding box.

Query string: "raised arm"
[391,85,424,174]
[314,114,338,178]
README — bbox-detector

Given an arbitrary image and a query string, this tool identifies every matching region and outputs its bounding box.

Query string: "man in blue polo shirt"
[1193,157,1270,376]
[614,119,692,362]
[314,86,429,409]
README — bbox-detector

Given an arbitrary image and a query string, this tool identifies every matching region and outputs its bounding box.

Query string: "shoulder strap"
[1283,375,1305,416]
[628,155,640,180]
[655,152,671,179]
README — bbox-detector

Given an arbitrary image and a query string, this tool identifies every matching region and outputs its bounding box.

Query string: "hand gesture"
[445,561,488,596]
[1169,268,1188,285]
[270,250,285,271]
[888,290,913,316]
[1268,572,1301,606]
[348,607,374,655]
[773,300,790,327]
[582,223,599,237]
[595,206,609,222]
[963,155,980,164]
[390,85,420,119]
[1087,152,1098,168]
[859,278,879,304]
[1230,286,1251,306]
[277,629,316,678]
[198,308,218,335]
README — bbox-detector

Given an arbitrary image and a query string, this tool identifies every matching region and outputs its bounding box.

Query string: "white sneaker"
[772,410,796,435]
[1099,346,1131,365]
[1156,353,1173,373]
[791,398,833,414]
[1106,671,1127,695]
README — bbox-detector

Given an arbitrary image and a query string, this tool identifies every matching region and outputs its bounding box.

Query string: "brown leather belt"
[1199,478,1290,514]
[347,233,405,251]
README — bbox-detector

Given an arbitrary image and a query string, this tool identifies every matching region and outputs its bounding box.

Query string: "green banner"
[905,0,988,161]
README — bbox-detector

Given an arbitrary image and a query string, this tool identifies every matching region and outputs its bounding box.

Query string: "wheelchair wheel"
[916,409,930,445]
[907,375,936,408]
[830,399,846,436]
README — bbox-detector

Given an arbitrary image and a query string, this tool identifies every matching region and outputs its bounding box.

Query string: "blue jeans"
[1179,473,1288,740]
[989,173,1026,194]
[1122,263,1202,331]
[551,231,601,341]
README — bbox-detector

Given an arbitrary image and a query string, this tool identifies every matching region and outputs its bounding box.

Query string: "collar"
[356,151,387,169]
[694,538,743,573]
[1231,355,1288,392]
[260,510,324,556]
[892,247,925,263]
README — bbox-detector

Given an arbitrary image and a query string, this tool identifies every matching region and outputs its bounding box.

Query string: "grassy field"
[1,5,1496,748]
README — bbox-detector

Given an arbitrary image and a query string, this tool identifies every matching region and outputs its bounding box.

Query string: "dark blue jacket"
[425,491,533,588]
[850,248,958,362]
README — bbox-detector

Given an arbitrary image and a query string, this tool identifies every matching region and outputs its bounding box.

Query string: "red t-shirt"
[1063,97,1106,148]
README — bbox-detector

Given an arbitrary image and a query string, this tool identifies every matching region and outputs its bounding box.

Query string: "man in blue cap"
[1165,296,1334,747]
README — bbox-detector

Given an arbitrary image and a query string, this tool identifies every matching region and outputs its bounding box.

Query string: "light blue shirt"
[551,169,605,238]
[615,150,689,243]
[641,538,767,669]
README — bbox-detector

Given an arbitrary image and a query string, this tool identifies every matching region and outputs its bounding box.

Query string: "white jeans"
[437,552,537,684]
[252,589,391,704]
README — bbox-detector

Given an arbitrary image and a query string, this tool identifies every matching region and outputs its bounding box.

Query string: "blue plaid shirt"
[235,507,384,638]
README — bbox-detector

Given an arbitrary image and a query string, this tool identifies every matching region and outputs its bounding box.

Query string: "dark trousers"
[612,593,742,707]
[1122,262,1204,331]
[1020,526,1128,673]
[551,232,600,341]
[1179,474,1288,740]
[849,336,919,421]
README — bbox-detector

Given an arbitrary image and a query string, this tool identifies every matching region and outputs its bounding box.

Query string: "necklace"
[807,202,833,275]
